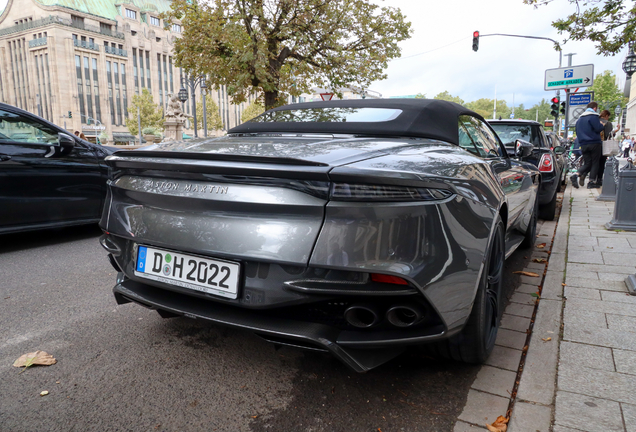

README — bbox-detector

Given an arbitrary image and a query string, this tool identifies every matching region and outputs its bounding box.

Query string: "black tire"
[521,194,538,249]
[538,188,557,221]
[431,217,505,364]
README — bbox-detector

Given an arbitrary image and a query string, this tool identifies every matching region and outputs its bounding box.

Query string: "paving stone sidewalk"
[454,183,636,432]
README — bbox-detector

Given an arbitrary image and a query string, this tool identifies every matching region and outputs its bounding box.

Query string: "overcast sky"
[371,0,627,108]
[0,0,626,109]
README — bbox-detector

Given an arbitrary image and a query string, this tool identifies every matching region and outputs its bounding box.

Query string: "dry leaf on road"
[512,271,539,277]
[40,391,49,396]
[536,243,547,249]
[486,415,509,432]
[13,351,57,373]
[542,337,552,342]
[532,258,547,263]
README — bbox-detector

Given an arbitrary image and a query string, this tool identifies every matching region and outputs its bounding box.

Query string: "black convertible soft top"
[229,99,483,146]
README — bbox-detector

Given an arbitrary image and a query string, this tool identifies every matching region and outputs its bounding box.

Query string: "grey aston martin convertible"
[99,99,540,372]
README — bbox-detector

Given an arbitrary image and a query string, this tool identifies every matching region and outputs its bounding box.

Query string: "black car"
[0,103,113,234]
[100,99,540,372]
[488,120,565,220]
[545,131,568,186]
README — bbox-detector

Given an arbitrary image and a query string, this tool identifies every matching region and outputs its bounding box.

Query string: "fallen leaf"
[40,391,49,396]
[486,415,509,432]
[562,283,566,287]
[13,351,57,373]
[532,258,547,263]
[542,337,552,342]
[512,271,540,277]
[530,293,540,298]
[537,243,547,249]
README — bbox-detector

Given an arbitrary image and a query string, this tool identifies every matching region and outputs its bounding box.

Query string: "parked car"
[0,103,113,234]
[487,119,565,221]
[544,131,568,187]
[100,99,540,372]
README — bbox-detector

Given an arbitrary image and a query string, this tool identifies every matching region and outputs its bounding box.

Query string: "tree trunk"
[264,91,281,111]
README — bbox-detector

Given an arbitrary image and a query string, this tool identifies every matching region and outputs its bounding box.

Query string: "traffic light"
[68,111,72,119]
[560,101,566,115]
[472,31,480,52]
[550,97,559,118]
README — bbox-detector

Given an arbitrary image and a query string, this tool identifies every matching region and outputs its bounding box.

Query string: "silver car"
[99,99,540,372]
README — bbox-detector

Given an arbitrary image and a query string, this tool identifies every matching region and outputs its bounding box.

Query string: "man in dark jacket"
[571,101,604,188]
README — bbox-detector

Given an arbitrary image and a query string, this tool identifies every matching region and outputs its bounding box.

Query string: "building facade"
[0,0,252,144]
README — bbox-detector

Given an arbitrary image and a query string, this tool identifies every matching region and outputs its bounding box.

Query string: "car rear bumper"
[113,276,451,372]
[538,173,557,205]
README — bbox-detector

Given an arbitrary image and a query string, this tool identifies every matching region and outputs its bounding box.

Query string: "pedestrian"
[597,109,619,186]
[571,101,604,189]
[621,136,632,158]
[74,131,80,136]
[79,132,87,140]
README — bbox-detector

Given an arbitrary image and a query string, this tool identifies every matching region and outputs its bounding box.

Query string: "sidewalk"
[455,182,636,431]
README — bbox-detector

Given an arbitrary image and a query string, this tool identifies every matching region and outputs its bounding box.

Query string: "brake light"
[371,274,409,285]
[539,154,553,172]
[330,183,453,202]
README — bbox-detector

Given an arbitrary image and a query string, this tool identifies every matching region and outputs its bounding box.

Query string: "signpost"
[544,64,594,91]
[567,91,594,125]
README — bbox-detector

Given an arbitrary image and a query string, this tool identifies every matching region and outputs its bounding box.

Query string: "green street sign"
[544,64,594,91]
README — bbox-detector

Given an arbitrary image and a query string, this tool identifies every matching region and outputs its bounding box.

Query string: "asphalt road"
[0,224,536,432]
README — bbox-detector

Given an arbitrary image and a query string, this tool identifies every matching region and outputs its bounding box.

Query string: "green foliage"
[241,101,265,123]
[434,91,465,105]
[523,0,636,55]
[195,94,224,131]
[163,0,412,109]
[414,93,426,99]
[588,70,628,120]
[125,89,164,136]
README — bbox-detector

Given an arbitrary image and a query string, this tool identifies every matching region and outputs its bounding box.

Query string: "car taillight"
[539,154,553,172]
[330,183,453,202]
[371,274,409,285]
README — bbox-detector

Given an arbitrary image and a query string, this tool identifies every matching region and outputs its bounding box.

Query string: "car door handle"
[0,154,11,162]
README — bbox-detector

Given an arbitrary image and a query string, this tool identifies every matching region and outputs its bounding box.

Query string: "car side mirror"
[58,133,75,155]
[515,139,533,158]
[553,145,565,155]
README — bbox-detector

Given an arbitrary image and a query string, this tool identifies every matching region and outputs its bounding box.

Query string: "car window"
[489,123,542,148]
[459,115,499,158]
[0,109,59,145]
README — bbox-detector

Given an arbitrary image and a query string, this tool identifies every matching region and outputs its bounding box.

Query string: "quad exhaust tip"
[386,304,425,328]
[344,304,381,328]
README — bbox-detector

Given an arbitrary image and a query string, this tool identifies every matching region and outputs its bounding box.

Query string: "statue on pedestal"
[163,93,191,142]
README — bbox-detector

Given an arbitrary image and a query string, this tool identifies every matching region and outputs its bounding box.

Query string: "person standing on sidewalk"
[571,102,604,189]
[622,136,632,158]
[597,109,620,186]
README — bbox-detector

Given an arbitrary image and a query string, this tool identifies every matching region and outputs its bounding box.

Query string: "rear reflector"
[539,154,553,172]
[371,274,409,285]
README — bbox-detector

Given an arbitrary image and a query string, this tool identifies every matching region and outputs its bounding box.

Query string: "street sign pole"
[563,54,576,139]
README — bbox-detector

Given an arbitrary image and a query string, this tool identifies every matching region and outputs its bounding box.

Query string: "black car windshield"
[250,107,403,123]
[489,124,542,147]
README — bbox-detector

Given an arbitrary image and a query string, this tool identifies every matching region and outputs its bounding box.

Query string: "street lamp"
[622,43,636,78]
[180,72,207,138]
[201,78,207,137]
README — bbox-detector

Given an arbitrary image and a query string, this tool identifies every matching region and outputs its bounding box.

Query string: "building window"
[125,9,137,20]
[75,55,86,123]
[100,22,111,35]
[132,48,139,93]
[150,16,160,26]
[157,54,163,106]
[169,56,173,93]
[106,61,115,125]
[114,62,122,126]
[172,24,181,33]
[84,56,93,122]
[92,58,101,124]
[163,55,168,100]
[121,64,128,118]
[139,50,145,88]
[145,51,151,89]
[71,15,84,29]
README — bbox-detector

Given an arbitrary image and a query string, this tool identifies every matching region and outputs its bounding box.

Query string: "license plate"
[134,246,240,299]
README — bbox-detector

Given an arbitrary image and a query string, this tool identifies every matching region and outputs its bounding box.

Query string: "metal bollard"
[596,158,617,201]
[606,159,636,231]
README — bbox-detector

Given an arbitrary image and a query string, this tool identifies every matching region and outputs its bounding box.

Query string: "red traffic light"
[551,97,559,104]
[473,31,480,38]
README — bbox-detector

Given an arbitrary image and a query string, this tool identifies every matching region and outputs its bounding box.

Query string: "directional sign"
[568,91,594,125]
[544,64,594,91]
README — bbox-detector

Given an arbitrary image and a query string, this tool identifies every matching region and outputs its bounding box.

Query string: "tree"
[433,91,465,105]
[414,93,426,99]
[588,70,629,119]
[125,89,164,136]
[241,101,265,123]
[195,94,224,131]
[523,0,636,55]
[164,0,411,109]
